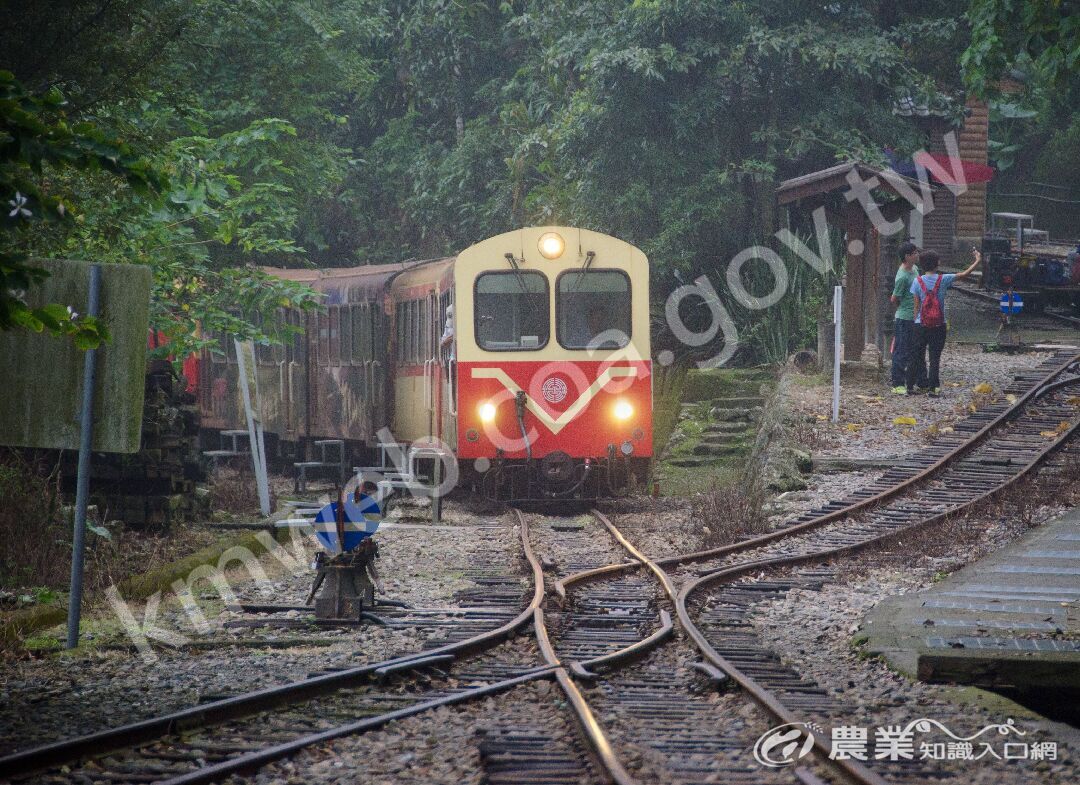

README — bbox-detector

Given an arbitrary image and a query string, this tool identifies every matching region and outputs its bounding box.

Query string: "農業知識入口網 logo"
[752,718,1057,767]
[752,722,820,767]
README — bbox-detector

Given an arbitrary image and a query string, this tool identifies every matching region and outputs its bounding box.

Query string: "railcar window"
[396,303,405,362]
[317,310,330,366]
[474,271,549,351]
[207,329,226,363]
[292,310,307,362]
[340,305,353,364]
[351,304,367,362]
[329,306,341,365]
[556,270,631,350]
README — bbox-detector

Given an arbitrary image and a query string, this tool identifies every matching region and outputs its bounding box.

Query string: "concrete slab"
[863,508,1080,690]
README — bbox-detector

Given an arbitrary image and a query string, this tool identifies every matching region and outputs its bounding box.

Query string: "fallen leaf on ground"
[845,423,863,432]
[816,414,828,421]
[1005,394,1018,404]
[893,416,917,426]
[973,382,993,395]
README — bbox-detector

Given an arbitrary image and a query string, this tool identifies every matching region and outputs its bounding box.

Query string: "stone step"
[703,422,753,435]
[667,457,720,468]
[691,443,749,457]
[709,407,758,423]
[711,395,765,408]
[697,436,752,449]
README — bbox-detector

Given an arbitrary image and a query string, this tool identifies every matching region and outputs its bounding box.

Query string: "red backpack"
[917,275,945,328]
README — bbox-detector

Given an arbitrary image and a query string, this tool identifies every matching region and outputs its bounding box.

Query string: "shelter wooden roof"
[776,162,941,207]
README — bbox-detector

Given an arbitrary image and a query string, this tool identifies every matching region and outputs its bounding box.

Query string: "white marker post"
[235,338,271,517]
[832,285,842,424]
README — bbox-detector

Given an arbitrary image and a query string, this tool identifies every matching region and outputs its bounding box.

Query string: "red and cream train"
[197,227,652,499]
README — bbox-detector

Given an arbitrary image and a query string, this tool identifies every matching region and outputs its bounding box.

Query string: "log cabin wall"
[921,117,959,262]
[955,97,990,247]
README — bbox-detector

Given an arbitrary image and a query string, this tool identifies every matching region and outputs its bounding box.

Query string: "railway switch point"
[307,541,380,622]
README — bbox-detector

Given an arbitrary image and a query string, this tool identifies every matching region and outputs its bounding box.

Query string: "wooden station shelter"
[776,96,991,363]
[776,162,945,363]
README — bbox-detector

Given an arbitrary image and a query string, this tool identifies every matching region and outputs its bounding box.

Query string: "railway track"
[544,351,1080,784]
[5,352,1079,785]
[952,281,1080,331]
[0,514,550,784]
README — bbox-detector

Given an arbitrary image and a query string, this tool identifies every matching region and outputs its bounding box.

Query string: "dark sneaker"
[905,387,920,396]
[927,387,941,398]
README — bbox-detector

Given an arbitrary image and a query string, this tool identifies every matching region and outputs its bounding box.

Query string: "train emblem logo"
[542,376,569,404]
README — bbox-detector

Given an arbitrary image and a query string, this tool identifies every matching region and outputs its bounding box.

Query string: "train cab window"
[474,271,549,351]
[556,270,631,350]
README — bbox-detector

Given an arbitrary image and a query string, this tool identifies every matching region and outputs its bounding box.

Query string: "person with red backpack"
[907,249,981,396]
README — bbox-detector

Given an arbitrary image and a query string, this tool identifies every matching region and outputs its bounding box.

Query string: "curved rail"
[588,509,892,785]
[672,384,1080,785]
[0,512,547,781]
[563,352,1080,592]
[517,508,641,785]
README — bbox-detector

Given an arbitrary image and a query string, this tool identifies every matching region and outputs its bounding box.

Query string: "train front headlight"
[478,401,497,423]
[538,231,565,259]
[613,400,633,421]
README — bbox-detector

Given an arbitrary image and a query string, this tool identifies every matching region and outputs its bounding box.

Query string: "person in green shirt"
[890,242,926,393]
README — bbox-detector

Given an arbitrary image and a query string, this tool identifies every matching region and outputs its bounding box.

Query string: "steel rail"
[153,513,552,785]
[0,512,546,780]
[570,609,674,680]
[673,393,1080,785]
[588,508,892,785]
[562,352,1080,592]
[517,508,641,785]
[157,666,561,785]
[953,282,1080,330]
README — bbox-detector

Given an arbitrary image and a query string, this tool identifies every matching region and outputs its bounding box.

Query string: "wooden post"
[866,226,882,354]
[843,202,867,361]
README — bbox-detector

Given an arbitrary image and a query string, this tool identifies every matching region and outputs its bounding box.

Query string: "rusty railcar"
[198,227,652,499]
[198,261,440,459]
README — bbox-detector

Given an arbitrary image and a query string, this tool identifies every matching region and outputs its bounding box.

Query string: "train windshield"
[556,270,631,350]
[474,271,549,350]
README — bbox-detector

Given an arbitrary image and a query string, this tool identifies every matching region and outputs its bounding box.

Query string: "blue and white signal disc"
[313,494,381,553]
[1000,293,1023,314]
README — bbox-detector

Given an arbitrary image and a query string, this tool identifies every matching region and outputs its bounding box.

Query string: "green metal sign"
[0,259,151,453]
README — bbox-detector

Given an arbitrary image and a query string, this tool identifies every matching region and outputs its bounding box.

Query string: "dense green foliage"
[962,1,1080,239]
[1,1,1074,361]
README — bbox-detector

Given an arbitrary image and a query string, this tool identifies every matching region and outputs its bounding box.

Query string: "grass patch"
[694,482,769,549]
[650,363,688,468]
[657,463,742,497]
[208,466,270,519]
[682,367,774,402]
[0,452,71,591]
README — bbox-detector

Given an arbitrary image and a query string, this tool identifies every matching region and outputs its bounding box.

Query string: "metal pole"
[66,264,101,649]
[832,285,842,424]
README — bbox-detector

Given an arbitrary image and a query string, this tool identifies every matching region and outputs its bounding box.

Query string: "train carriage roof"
[261,258,453,303]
